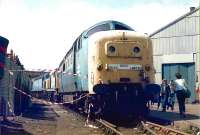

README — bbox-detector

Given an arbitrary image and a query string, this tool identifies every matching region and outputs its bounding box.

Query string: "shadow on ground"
[22,102,56,121]
[0,120,32,135]
[148,110,200,125]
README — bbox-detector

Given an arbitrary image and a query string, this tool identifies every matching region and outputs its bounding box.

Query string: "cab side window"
[74,35,82,52]
[62,63,65,71]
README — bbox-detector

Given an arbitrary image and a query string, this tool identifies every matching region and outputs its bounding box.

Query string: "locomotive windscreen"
[86,21,134,37]
[114,24,134,31]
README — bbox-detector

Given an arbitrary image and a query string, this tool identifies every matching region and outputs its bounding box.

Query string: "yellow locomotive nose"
[88,30,154,93]
[97,40,148,84]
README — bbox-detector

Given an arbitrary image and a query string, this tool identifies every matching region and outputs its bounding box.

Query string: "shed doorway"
[162,63,195,102]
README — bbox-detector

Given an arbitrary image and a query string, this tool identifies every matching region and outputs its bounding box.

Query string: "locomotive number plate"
[119,64,130,70]
[106,64,142,70]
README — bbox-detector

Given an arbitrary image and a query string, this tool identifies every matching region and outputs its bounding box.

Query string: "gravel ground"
[2,100,199,135]
[150,103,200,135]
[54,104,104,135]
[0,100,104,135]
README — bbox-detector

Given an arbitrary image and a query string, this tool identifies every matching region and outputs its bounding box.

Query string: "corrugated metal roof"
[150,7,200,37]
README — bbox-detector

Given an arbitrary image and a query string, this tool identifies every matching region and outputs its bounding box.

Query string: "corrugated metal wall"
[151,8,200,90]
[152,11,198,55]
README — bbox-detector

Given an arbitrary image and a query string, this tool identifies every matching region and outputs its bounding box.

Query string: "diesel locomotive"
[56,20,155,120]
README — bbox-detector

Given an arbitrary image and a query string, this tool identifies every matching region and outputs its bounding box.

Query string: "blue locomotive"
[55,20,155,120]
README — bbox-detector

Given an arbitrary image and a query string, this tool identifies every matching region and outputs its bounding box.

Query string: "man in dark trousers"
[160,79,171,112]
[175,73,187,117]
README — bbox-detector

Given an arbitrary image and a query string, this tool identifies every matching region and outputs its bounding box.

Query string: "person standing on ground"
[160,79,171,112]
[168,80,176,111]
[174,73,187,117]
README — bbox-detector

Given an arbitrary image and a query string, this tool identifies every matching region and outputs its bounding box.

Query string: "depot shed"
[150,7,200,102]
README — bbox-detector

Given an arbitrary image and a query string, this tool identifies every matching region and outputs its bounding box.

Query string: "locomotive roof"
[58,20,134,68]
[0,35,9,45]
[83,20,134,36]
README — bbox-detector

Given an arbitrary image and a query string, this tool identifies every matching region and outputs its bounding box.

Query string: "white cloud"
[0,0,198,70]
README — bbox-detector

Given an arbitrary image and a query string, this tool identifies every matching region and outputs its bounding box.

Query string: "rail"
[142,121,190,135]
[95,119,123,135]
[187,121,200,135]
[141,121,157,135]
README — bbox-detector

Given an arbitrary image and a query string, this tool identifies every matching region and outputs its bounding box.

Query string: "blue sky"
[86,0,197,8]
[23,0,197,9]
[0,0,198,70]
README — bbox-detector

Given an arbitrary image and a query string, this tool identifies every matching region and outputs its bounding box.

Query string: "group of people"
[150,73,188,117]
[159,79,176,112]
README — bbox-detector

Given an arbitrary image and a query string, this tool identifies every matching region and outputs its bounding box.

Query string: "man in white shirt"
[175,73,187,117]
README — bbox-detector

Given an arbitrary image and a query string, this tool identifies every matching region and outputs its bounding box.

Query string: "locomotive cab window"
[76,36,82,51]
[63,63,65,71]
[77,39,81,50]
[87,24,110,37]
[114,24,132,30]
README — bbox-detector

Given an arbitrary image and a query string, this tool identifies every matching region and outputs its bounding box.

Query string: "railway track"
[95,119,191,135]
[141,121,190,135]
[95,119,123,135]
[62,103,193,135]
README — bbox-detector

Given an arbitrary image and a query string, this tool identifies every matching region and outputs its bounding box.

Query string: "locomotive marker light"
[97,63,103,71]
[144,64,151,72]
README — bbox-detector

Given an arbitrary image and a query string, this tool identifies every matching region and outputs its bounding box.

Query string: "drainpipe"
[199,2,200,85]
[196,0,200,93]
[198,1,200,101]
